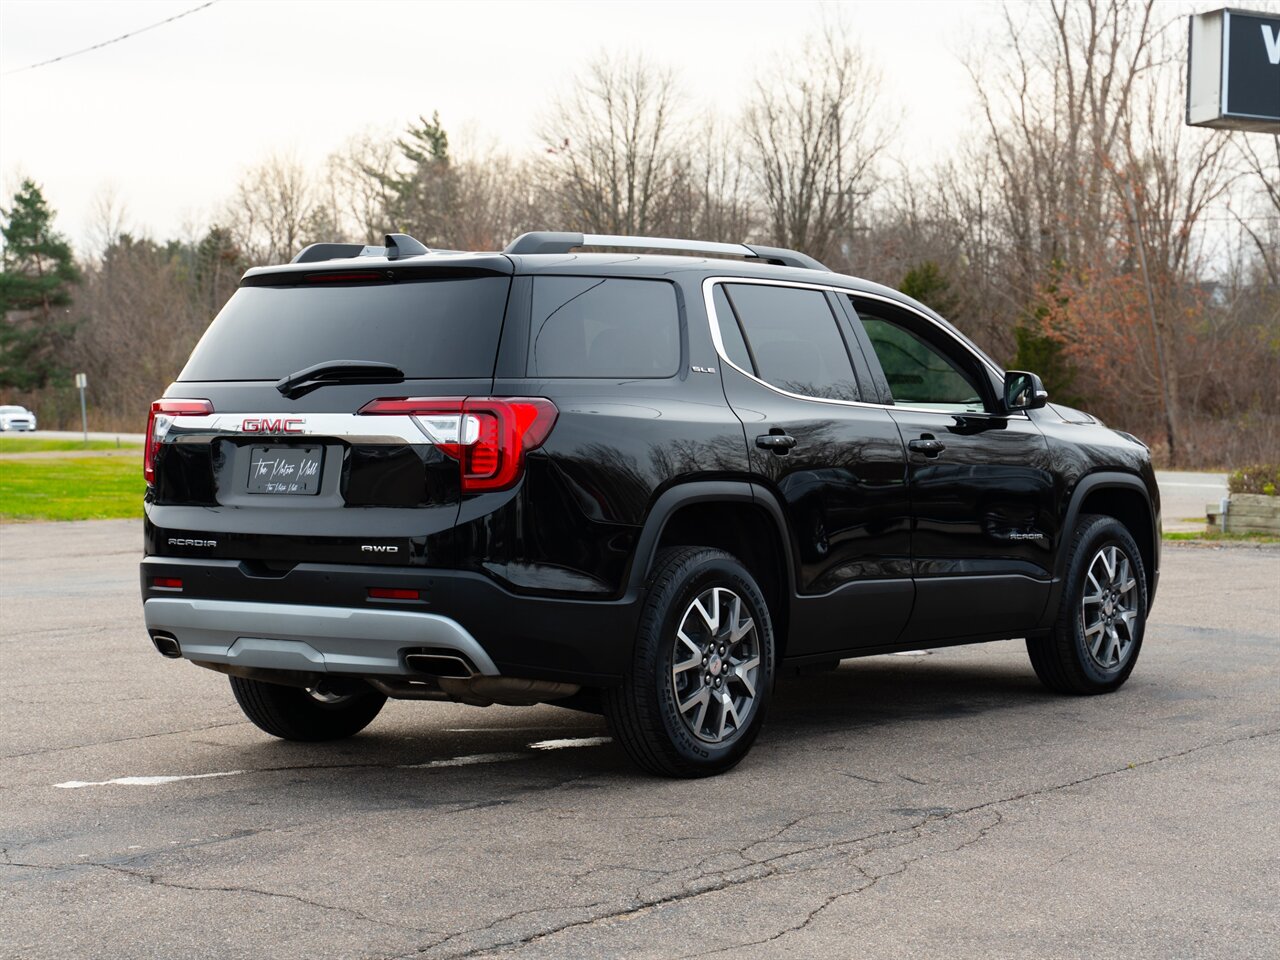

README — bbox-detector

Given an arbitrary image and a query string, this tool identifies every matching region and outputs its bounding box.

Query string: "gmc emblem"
[241,417,304,434]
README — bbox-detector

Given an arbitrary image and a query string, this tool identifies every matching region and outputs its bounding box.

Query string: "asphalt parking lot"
[1,520,1276,959]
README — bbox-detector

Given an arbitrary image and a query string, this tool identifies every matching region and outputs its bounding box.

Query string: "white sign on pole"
[1187,8,1280,132]
[75,372,88,441]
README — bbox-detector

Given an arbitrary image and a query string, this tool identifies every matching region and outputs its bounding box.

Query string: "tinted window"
[723,284,859,401]
[179,276,510,381]
[712,285,754,372]
[530,277,679,378]
[858,313,985,412]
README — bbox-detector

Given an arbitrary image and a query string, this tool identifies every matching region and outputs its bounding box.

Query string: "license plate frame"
[245,445,324,496]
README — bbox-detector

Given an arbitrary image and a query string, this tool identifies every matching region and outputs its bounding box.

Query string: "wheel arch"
[627,481,796,657]
[1052,472,1159,616]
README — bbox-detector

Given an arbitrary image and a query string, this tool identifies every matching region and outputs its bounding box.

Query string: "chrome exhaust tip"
[404,652,475,679]
[150,632,182,659]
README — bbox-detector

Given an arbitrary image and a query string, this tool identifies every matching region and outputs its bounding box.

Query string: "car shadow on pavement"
[770,655,1049,727]
[202,652,1068,796]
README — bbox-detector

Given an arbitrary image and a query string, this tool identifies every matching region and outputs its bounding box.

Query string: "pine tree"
[0,180,80,389]
[369,112,458,245]
[899,262,960,318]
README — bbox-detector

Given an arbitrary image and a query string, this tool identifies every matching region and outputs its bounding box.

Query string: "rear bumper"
[140,557,639,684]
[143,597,500,676]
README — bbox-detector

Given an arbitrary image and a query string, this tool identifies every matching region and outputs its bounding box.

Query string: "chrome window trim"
[701,276,1023,420]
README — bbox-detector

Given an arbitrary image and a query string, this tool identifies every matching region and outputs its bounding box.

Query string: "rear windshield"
[178,276,511,381]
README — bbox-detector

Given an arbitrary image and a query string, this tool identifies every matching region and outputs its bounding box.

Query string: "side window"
[856,310,986,412]
[722,284,860,401]
[529,277,679,378]
[712,285,754,373]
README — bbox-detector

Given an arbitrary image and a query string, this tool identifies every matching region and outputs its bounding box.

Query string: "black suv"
[140,231,1160,777]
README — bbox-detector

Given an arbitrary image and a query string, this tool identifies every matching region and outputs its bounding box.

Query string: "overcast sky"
[4,0,1004,251]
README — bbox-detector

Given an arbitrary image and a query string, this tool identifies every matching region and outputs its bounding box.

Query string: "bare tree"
[969,0,1159,302]
[679,120,757,243]
[225,153,326,264]
[740,22,888,266]
[322,133,400,244]
[1108,51,1235,464]
[541,54,688,235]
[86,187,129,259]
[1229,135,1280,286]
[450,149,549,250]
[956,0,1256,463]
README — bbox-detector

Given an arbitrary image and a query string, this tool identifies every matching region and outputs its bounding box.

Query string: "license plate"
[246,445,324,495]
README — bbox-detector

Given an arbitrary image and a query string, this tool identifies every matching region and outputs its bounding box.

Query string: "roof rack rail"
[502,232,828,271]
[292,233,431,264]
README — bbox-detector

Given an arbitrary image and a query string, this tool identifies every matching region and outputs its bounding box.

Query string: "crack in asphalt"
[7,728,1274,958]
[0,720,247,760]
[375,727,1277,959]
[0,843,435,937]
[94,862,441,936]
[680,810,1007,959]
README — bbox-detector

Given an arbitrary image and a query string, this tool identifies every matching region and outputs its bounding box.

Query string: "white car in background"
[0,405,37,431]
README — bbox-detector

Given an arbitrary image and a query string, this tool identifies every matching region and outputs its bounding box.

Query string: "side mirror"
[1003,370,1048,412]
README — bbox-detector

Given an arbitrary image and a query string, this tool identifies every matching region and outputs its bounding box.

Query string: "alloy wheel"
[671,586,762,743]
[1080,544,1140,670]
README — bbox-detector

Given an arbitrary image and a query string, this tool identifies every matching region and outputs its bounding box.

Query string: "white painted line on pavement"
[1160,482,1227,489]
[399,752,525,769]
[55,771,245,789]
[528,736,613,750]
[56,739,614,786]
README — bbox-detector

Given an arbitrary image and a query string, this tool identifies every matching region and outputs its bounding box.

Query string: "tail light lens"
[145,399,213,484]
[359,396,558,492]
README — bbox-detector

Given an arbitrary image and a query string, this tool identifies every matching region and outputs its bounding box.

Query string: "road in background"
[1,520,1276,959]
[1155,471,1228,533]
[15,429,146,444]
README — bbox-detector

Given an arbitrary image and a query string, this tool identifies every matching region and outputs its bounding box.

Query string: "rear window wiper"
[276,360,405,399]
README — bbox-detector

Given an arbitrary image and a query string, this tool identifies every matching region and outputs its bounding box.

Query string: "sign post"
[1187,8,1280,132]
[74,372,88,443]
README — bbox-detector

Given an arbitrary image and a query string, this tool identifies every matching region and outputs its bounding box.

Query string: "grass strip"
[1164,530,1280,544]
[0,456,143,522]
[0,437,141,453]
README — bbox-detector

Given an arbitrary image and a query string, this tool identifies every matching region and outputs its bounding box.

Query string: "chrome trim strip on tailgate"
[163,413,431,445]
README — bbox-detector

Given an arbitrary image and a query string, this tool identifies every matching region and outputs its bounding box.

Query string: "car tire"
[1027,513,1148,695]
[603,547,775,777]
[229,676,387,741]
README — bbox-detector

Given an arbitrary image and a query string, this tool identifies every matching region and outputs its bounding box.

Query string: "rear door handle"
[908,437,945,456]
[756,433,797,453]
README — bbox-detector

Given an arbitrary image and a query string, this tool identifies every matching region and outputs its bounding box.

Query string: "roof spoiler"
[502,232,828,271]
[292,233,430,264]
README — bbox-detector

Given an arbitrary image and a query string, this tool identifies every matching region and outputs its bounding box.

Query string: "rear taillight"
[145,399,213,484]
[359,396,558,492]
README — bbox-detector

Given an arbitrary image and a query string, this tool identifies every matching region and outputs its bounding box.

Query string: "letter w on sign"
[1263,24,1280,66]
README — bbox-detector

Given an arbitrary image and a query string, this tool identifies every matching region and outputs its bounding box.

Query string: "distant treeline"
[1,0,1276,467]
